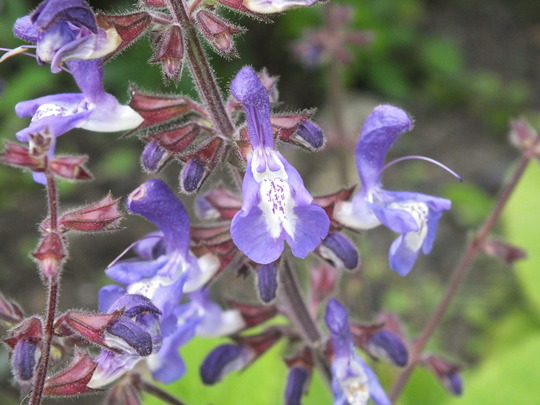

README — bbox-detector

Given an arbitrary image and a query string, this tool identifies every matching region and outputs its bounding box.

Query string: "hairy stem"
[280,259,332,384]
[29,168,61,405]
[390,133,540,401]
[166,0,234,138]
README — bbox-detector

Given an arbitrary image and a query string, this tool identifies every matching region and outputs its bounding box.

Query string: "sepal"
[43,351,97,396]
[150,24,184,83]
[97,12,152,59]
[49,156,92,180]
[0,294,25,326]
[33,232,66,279]
[195,10,246,58]
[422,355,463,396]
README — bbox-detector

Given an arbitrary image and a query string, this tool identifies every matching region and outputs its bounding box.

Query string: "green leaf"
[503,163,540,318]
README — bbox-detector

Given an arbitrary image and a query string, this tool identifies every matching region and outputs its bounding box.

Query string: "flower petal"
[356,105,412,191]
[286,203,329,259]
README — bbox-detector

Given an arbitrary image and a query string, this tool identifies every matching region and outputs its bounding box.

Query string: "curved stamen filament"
[0,46,36,63]
[382,155,462,182]
[106,234,163,269]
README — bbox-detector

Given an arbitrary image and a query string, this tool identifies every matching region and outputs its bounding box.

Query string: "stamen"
[0,46,36,63]
[106,234,163,269]
[382,155,462,182]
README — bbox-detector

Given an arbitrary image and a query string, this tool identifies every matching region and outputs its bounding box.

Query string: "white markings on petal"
[335,358,370,405]
[388,201,429,251]
[251,149,297,240]
[32,104,71,121]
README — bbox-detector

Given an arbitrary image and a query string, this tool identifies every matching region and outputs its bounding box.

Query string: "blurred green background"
[1,0,540,404]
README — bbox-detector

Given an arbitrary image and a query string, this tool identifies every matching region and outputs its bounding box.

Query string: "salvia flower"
[230,66,329,264]
[87,294,162,388]
[101,179,219,382]
[243,0,325,14]
[335,105,454,276]
[16,60,143,144]
[325,298,390,405]
[13,0,120,73]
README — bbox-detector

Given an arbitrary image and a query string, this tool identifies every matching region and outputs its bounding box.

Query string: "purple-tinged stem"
[29,167,61,405]
[139,377,187,405]
[280,259,332,385]
[165,0,234,139]
[390,131,540,401]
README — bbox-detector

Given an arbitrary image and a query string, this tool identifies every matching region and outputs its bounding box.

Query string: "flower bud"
[141,140,170,172]
[200,344,249,385]
[180,159,206,194]
[296,120,325,150]
[228,301,277,328]
[11,339,39,383]
[318,232,359,270]
[423,355,463,396]
[33,232,66,279]
[257,262,279,304]
[367,330,408,367]
[284,367,309,405]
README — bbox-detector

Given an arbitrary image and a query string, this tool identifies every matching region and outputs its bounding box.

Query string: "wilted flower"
[230,66,329,264]
[335,105,455,275]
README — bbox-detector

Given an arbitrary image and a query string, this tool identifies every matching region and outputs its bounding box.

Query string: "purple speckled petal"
[230,66,274,149]
[127,179,190,256]
[231,204,285,264]
[286,203,329,259]
[16,111,91,142]
[15,93,86,118]
[356,105,412,191]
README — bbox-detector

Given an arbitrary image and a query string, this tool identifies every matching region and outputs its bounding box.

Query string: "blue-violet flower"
[13,0,120,73]
[325,298,390,405]
[230,66,329,264]
[335,105,452,276]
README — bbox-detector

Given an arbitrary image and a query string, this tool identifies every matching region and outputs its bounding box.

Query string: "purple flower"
[100,179,220,383]
[230,66,329,264]
[243,0,324,14]
[15,59,143,143]
[13,0,120,73]
[335,105,452,276]
[87,294,162,388]
[325,299,390,405]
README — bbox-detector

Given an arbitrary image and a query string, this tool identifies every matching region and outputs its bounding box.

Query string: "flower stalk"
[30,166,61,405]
[165,0,234,138]
[390,130,540,401]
